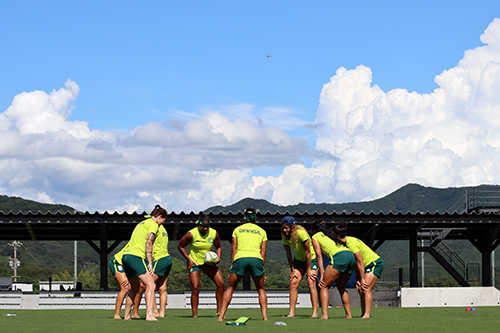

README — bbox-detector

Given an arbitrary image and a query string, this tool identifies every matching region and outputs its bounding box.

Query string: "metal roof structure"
[2,209,499,241]
[1,210,499,290]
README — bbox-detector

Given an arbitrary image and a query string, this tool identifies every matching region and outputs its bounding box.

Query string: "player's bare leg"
[138,273,158,321]
[253,274,268,321]
[307,269,319,318]
[204,265,224,316]
[336,273,352,319]
[156,276,168,317]
[189,271,202,318]
[113,272,130,319]
[319,266,340,319]
[361,273,378,319]
[124,277,140,320]
[218,273,243,321]
[132,282,145,319]
[285,269,302,317]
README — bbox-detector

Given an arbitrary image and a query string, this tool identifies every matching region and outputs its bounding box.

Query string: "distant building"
[12,282,33,292]
[39,281,75,291]
[0,277,12,291]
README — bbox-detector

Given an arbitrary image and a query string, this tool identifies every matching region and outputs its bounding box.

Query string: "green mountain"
[0,194,76,214]
[206,183,500,214]
[2,183,500,290]
[4,182,498,215]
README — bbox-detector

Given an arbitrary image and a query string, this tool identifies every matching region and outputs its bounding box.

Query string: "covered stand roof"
[2,210,500,290]
[0,210,499,243]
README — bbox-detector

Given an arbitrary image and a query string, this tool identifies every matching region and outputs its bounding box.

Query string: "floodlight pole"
[7,240,23,282]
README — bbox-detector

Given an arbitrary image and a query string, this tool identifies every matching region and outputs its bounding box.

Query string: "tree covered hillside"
[0,195,76,214]
[2,183,500,290]
[206,183,500,214]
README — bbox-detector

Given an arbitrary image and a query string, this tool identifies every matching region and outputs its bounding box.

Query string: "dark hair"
[150,204,167,218]
[333,222,348,238]
[243,207,257,223]
[313,221,347,246]
[311,221,329,235]
[199,211,209,222]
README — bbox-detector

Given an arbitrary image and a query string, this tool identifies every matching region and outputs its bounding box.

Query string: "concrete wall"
[401,287,500,307]
[329,288,400,308]
[4,287,499,310]
[0,290,310,310]
[0,292,21,309]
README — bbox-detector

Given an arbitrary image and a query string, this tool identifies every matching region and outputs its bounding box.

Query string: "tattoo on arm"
[146,233,155,265]
[146,243,153,256]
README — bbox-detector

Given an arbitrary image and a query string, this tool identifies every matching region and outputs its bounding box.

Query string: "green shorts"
[189,263,219,274]
[153,256,172,277]
[230,258,265,276]
[108,256,124,276]
[330,250,356,274]
[365,257,384,278]
[293,258,319,271]
[122,254,149,277]
[189,263,205,273]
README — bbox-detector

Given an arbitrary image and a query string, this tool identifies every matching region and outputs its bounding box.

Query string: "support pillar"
[482,250,492,287]
[466,225,500,287]
[100,223,108,291]
[409,231,418,287]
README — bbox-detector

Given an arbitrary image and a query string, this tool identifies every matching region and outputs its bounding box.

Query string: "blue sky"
[1,1,500,213]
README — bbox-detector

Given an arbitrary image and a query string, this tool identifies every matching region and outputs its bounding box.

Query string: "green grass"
[1,307,498,333]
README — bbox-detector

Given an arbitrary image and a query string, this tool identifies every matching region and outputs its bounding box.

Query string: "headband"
[196,219,210,226]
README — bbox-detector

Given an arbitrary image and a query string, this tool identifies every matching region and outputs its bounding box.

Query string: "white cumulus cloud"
[0,81,309,212]
[3,18,500,213]
[231,17,500,207]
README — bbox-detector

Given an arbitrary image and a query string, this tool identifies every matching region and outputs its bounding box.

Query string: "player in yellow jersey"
[109,245,131,319]
[311,221,355,319]
[122,205,167,321]
[218,207,268,322]
[110,241,148,320]
[132,220,173,318]
[343,225,384,318]
[152,223,172,317]
[281,216,318,318]
[178,211,224,318]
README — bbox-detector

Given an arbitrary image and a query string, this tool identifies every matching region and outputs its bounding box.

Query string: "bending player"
[109,246,131,319]
[341,222,384,318]
[132,217,173,318]
[122,205,167,321]
[311,221,355,319]
[281,216,318,318]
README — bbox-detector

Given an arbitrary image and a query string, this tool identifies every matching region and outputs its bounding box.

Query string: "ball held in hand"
[204,251,218,265]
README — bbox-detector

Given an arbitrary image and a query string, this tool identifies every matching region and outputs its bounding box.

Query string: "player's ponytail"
[312,221,346,246]
[150,204,167,218]
[311,221,329,235]
[330,222,348,246]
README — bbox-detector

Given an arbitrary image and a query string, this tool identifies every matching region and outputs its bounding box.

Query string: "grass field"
[1,307,498,333]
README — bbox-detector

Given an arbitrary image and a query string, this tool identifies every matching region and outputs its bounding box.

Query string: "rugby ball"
[204,251,218,265]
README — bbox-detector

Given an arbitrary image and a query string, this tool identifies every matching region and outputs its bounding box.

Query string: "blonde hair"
[289,225,307,244]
